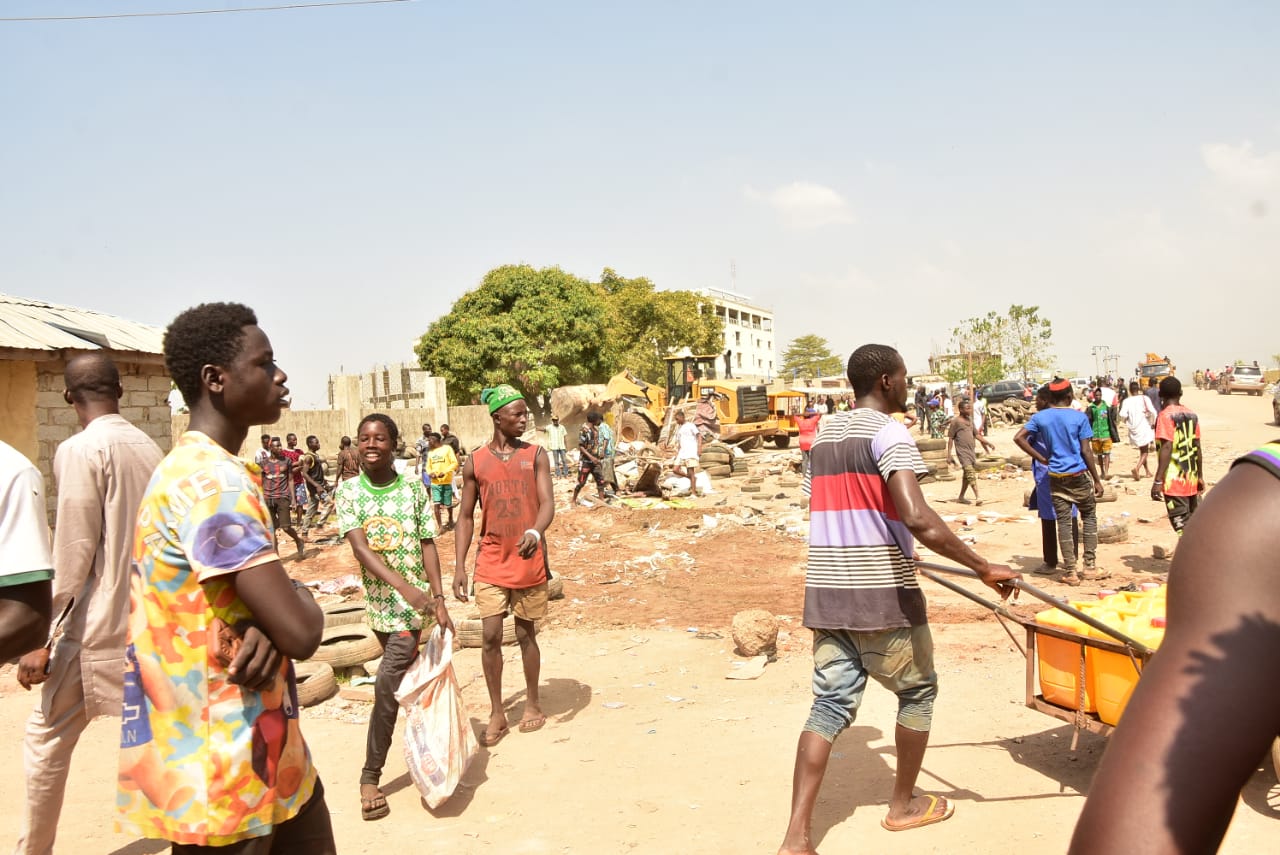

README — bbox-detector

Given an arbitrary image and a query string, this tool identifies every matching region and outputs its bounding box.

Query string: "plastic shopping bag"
[394,626,477,808]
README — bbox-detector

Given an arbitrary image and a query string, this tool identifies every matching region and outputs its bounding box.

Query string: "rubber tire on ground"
[1007,454,1033,471]
[321,602,367,628]
[736,436,762,452]
[934,469,956,481]
[1098,520,1129,544]
[771,434,791,449]
[294,661,338,707]
[618,411,657,443]
[307,624,384,668]
[455,615,517,648]
[548,575,564,600]
[917,438,947,451]
[1097,485,1117,503]
[704,464,733,478]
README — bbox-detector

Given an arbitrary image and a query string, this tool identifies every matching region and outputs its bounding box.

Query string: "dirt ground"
[1,388,1276,853]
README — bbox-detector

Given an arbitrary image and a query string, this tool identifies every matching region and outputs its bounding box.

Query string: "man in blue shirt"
[1014,378,1106,586]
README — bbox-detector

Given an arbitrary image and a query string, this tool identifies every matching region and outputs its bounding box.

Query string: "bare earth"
[1,388,1276,853]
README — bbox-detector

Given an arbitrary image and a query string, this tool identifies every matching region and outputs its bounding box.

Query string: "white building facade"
[697,288,776,381]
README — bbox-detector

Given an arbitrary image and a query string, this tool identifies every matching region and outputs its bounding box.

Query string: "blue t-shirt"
[1025,407,1093,475]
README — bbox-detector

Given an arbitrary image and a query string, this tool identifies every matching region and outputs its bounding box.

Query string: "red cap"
[1150,617,1167,628]
[1048,378,1072,392]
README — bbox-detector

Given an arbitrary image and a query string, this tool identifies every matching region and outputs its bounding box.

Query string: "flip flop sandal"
[880,794,955,832]
[519,715,546,733]
[480,725,509,747]
[361,793,390,821]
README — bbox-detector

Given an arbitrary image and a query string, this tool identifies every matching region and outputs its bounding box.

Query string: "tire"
[308,624,384,668]
[294,661,337,707]
[321,602,367,628]
[705,464,732,478]
[736,436,762,452]
[455,615,517,648]
[699,452,732,466]
[1007,454,1033,471]
[1097,485,1118,503]
[771,434,791,449]
[1271,738,1280,777]
[934,470,956,482]
[548,575,565,600]
[917,438,947,451]
[1098,520,1129,544]
[618,411,657,443]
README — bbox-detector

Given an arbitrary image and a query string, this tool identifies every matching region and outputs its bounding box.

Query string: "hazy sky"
[4,1,1276,406]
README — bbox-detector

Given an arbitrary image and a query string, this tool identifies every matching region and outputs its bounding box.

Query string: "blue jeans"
[803,625,938,741]
[551,448,568,478]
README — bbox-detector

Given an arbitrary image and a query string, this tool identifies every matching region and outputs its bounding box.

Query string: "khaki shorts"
[474,580,549,621]
[1091,438,1113,454]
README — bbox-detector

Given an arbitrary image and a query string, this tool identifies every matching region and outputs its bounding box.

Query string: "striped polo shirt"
[803,408,929,631]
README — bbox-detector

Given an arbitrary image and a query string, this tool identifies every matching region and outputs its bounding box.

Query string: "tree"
[599,268,724,383]
[1004,304,1054,382]
[949,312,1008,387]
[782,335,843,380]
[414,265,611,414]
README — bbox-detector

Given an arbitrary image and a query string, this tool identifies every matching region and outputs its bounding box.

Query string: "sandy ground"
[1,388,1276,853]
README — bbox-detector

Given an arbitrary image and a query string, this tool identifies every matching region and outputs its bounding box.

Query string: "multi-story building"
[697,288,776,380]
[327,361,447,412]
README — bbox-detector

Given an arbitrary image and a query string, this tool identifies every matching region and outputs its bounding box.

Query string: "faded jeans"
[1049,472,1097,571]
[551,448,569,478]
[362,629,421,786]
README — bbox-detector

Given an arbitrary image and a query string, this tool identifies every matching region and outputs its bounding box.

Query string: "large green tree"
[1004,304,1055,382]
[416,265,726,410]
[948,311,1009,386]
[782,334,843,380]
[949,305,1054,384]
[599,268,724,383]
[415,265,610,411]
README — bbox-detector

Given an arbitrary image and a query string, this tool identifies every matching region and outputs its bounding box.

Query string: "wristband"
[433,594,446,601]
[525,528,542,543]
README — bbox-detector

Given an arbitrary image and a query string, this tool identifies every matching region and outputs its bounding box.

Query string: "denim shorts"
[803,625,938,741]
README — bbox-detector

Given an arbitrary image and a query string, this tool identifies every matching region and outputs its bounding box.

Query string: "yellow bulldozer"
[1136,353,1175,386]
[605,354,789,447]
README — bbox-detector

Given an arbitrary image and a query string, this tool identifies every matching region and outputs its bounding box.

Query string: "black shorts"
[267,496,292,530]
[1164,493,1200,534]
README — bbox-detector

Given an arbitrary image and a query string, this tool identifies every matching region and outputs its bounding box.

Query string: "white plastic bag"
[394,627,477,808]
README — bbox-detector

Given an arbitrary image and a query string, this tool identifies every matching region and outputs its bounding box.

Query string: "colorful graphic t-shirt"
[259,457,291,500]
[426,445,458,486]
[1088,402,1111,440]
[335,471,435,632]
[119,431,315,846]
[1154,403,1202,497]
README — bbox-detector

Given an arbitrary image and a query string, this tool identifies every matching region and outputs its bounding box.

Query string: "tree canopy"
[415,265,724,409]
[949,305,1054,384]
[782,334,843,380]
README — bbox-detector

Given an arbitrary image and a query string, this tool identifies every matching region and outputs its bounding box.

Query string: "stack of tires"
[917,438,953,481]
[700,441,745,478]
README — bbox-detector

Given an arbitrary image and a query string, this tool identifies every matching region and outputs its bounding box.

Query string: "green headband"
[482,384,524,414]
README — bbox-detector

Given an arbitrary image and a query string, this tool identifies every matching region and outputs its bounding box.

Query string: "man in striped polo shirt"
[778,345,1019,851]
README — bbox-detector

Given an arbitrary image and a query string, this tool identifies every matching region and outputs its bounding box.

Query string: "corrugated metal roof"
[0,294,163,354]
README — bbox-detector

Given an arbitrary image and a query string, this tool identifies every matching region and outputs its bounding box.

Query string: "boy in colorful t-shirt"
[335,413,452,822]
[120,303,333,851]
[1087,392,1115,480]
[1152,376,1204,534]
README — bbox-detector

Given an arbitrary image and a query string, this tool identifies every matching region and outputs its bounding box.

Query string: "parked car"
[978,380,1030,404]
[1219,364,1265,396]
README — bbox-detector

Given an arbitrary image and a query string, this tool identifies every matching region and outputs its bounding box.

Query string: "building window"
[737,353,742,367]
[735,331,741,345]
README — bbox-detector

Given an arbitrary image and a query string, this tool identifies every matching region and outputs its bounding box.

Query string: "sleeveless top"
[472,442,547,589]
[1231,440,1280,480]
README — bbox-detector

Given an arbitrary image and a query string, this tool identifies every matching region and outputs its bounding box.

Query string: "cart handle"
[915,560,1154,656]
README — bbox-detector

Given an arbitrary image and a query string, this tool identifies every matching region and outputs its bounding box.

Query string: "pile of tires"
[294,661,338,707]
[308,624,383,669]
[454,613,518,648]
[321,601,366,628]
[700,441,744,478]
[917,438,954,481]
[1098,519,1129,543]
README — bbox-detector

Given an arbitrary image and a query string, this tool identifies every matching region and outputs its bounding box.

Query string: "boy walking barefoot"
[454,384,555,746]
[946,398,995,505]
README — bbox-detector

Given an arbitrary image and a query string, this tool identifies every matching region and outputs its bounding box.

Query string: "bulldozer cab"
[665,355,720,404]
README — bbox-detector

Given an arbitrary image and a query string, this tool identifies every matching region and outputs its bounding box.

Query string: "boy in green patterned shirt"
[335,413,453,822]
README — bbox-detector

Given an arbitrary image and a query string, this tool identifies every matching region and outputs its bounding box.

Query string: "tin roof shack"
[0,294,172,518]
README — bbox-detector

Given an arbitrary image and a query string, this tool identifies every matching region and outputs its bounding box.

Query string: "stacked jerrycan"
[1035,582,1166,724]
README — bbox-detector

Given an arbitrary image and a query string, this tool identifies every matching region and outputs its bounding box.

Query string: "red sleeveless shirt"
[472,442,547,588]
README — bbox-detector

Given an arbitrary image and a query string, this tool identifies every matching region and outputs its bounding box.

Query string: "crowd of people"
[0,314,1267,853]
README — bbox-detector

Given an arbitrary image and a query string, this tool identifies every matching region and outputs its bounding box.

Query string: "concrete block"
[37,424,73,443]
[145,408,172,424]
[36,390,67,409]
[121,375,149,392]
[120,407,145,422]
[148,375,174,393]
[51,407,80,427]
[123,391,158,408]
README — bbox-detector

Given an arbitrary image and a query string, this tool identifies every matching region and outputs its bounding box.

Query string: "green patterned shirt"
[335,471,436,632]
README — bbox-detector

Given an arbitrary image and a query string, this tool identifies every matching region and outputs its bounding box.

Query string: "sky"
[3,1,1277,407]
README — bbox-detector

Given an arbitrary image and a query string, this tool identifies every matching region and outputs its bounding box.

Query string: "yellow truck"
[605,354,786,446]
[1137,353,1175,386]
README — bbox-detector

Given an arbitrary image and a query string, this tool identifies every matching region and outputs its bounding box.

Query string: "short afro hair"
[358,413,400,446]
[164,302,258,406]
[1159,376,1182,399]
[847,344,902,398]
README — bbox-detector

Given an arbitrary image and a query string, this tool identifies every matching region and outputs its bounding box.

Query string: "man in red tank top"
[453,384,555,747]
